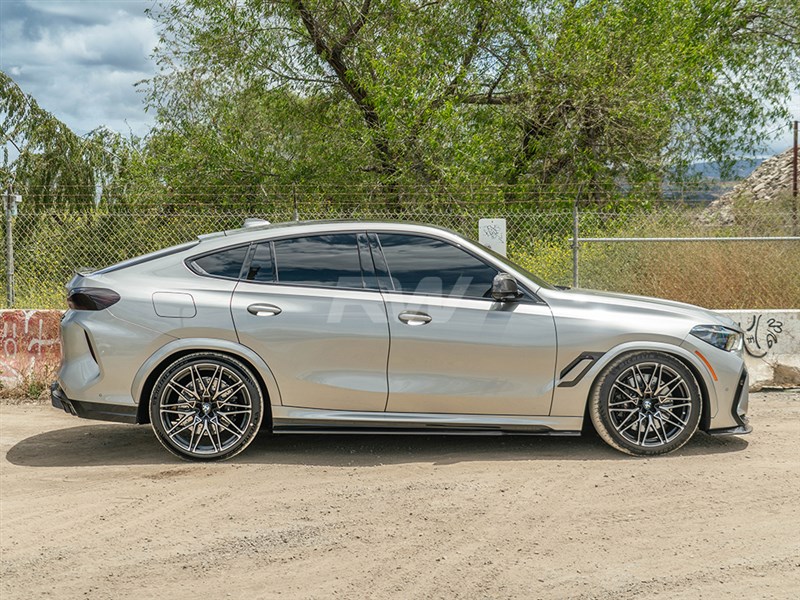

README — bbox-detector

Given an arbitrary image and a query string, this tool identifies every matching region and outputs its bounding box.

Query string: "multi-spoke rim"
[158,362,253,456]
[607,362,692,447]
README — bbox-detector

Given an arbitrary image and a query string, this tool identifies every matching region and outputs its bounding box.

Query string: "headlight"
[690,325,743,352]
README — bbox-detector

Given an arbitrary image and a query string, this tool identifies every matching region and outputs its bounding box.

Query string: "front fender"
[549,341,718,419]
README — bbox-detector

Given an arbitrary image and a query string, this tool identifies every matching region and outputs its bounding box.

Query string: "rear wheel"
[149,352,263,461]
[590,352,701,456]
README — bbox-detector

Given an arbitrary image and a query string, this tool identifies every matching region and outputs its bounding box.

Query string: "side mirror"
[492,273,522,302]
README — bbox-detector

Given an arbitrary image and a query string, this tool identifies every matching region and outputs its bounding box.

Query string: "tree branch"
[289,0,395,176]
[333,0,372,55]
[460,92,527,105]
[443,7,487,97]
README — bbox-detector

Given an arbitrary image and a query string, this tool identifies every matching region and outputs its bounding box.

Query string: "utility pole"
[3,188,15,307]
[793,120,798,235]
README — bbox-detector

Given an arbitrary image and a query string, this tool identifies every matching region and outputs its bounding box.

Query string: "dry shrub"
[580,240,800,309]
[0,363,57,404]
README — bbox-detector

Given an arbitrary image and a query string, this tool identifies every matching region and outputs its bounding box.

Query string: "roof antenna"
[243,218,271,228]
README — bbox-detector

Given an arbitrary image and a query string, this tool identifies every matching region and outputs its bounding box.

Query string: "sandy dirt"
[1,391,799,599]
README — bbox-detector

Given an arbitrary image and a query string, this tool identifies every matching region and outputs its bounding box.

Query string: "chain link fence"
[2,188,798,310]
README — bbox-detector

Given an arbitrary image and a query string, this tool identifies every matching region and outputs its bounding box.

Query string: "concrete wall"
[718,310,800,390]
[2,308,798,391]
[1,310,62,387]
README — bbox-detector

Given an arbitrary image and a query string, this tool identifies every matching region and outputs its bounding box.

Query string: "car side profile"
[51,220,751,460]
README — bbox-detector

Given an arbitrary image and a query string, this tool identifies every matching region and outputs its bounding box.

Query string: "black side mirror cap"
[491,273,522,302]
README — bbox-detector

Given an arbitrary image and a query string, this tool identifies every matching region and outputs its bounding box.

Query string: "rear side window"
[377,233,497,299]
[273,234,363,288]
[245,242,274,282]
[189,245,248,279]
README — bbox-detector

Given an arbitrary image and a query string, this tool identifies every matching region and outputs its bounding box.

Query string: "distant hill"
[686,158,766,180]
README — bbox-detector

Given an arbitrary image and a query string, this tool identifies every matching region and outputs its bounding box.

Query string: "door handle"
[398,311,432,326]
[247,303,282,317]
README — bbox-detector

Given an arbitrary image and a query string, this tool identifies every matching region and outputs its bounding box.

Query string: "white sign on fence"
[478,218,507,256]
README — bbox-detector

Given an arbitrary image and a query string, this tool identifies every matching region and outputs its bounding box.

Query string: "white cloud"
[0,0,159,137]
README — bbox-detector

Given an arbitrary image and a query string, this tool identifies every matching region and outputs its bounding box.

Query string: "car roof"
[196,219,467,248]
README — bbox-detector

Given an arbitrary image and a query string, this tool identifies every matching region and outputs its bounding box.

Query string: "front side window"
[273,234,363,288]
[189,245,248,279]
[376,233,498,299]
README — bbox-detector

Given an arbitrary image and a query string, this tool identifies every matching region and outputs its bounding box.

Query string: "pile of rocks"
[699,147,796,226]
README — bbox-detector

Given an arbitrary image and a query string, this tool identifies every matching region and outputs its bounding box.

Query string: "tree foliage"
[0,72,139,209]
[138,0,800,202]
[2,2,798,208]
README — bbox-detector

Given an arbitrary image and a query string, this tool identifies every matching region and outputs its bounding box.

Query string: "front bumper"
[51,382,138,424]
[707,423,752,436]
[707,369,752,436]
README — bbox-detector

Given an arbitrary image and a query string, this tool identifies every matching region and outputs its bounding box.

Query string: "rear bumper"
[51,382,138,424]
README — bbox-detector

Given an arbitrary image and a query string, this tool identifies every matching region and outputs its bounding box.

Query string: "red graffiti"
[0,310,63,384]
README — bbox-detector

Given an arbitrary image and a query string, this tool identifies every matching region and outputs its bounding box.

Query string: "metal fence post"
[571,193,580,288]
[3,188,15,307]
[293,183,299,222]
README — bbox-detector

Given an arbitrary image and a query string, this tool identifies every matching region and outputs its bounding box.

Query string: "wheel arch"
[132,338,282,426]
[578,344,714,433]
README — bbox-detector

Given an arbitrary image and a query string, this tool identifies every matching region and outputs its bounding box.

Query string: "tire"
[149,352,264,461]
[589,352,701,456]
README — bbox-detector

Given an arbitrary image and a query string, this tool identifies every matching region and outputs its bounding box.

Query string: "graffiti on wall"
[0,310,62,383]
[736,314,783,358]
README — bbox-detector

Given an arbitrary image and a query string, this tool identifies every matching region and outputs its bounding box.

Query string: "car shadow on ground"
[4,422,749,468]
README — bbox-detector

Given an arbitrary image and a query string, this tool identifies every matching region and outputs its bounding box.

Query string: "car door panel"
[370,232,558,416]
[383,293,557,415]
[232,283,389,411]
[230,233,389,412]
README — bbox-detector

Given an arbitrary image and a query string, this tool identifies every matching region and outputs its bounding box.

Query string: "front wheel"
[589,352,701,456]
[149,352,264,461]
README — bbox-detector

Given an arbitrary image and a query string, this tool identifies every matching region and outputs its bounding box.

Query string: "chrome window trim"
[239,231,374,293]
[185,226,545,303]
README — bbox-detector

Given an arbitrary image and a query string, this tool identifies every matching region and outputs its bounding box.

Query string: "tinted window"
[191,245,248,279]
[377,234,497,298]
[246,242,274,282]
[274,234,363,288]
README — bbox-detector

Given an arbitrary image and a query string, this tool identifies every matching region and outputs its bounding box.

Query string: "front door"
[374,232,557,416]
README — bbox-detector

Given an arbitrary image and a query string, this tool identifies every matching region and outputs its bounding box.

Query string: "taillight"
[67,288,120,311]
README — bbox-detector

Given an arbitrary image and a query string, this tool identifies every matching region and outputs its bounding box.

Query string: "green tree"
[141,0,799,202]
[0,72,137,209]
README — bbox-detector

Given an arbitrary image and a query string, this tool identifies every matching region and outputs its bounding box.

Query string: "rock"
[699,148,796,226]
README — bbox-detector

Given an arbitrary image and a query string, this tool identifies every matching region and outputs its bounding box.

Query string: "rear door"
[231,232,389,412]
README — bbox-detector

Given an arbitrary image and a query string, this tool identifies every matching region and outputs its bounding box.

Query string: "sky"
[1,0,799,154]
[0,0,159,137]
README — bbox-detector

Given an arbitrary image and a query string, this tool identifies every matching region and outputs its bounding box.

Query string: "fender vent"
[558,352,604,387]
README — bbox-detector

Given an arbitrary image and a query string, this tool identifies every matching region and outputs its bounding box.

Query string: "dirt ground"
[1,391,798,600]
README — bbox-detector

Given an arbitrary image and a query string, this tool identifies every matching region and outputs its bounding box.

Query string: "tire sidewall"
[590,352,701,456]
[149,352,264,461]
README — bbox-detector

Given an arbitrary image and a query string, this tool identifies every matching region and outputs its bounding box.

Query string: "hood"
[544,287,738,329]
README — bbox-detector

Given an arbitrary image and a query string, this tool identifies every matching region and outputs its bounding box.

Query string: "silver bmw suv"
[51,220,751,460]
